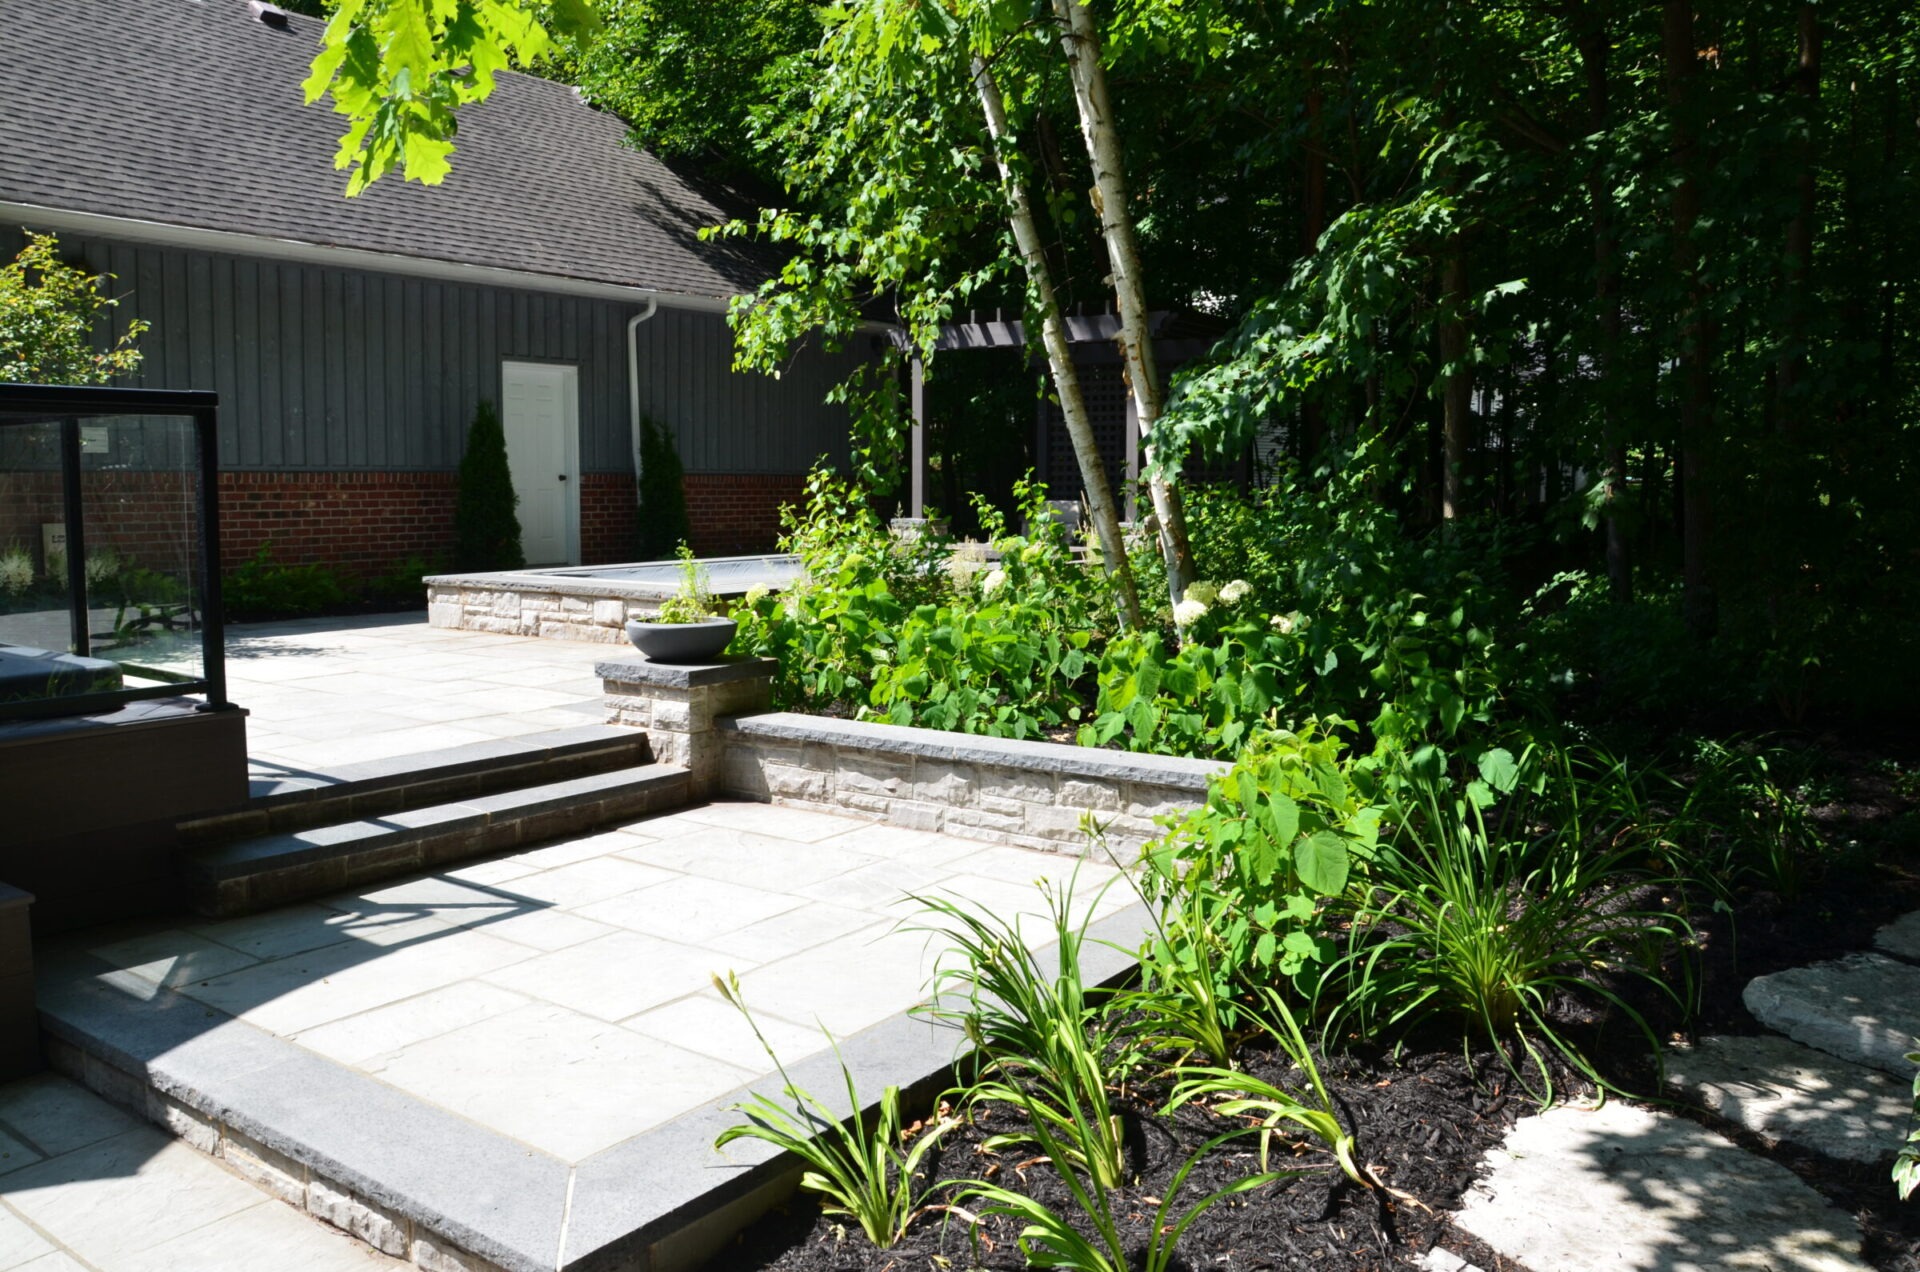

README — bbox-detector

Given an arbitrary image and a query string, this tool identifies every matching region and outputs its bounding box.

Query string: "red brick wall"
[220,471,457,572]
[683,473,806,557]
[580,472,636,565]
[1,468,801,578]
[1,470,455,579]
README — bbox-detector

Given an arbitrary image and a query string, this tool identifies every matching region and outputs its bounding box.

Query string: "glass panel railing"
[78,414,207,690]
[0,386,225,719]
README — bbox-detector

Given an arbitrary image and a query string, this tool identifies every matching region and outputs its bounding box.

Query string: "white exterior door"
[500,361,579,566]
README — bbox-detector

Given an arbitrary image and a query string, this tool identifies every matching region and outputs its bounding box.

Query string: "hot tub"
[424,555,802,643]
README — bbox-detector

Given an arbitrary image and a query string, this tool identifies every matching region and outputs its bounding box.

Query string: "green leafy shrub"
[0,545,30,597]
[453,400,524,572]
[365,554,442,607]
[733,469,1105,737]
[1661,737,1833,903]
[1319,745,1697,1103]
[0,231,148,385]
[1897,1041,1919,1202]
[635,415,691,559]
[1135,725,1383,1016]
[222,544,350,618]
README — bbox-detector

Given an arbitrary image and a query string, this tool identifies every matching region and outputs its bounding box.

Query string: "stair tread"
[1742,951,1920,1078]
[1666,1033,1912,1164]
[191,764,687,880]
[214,726,649,821]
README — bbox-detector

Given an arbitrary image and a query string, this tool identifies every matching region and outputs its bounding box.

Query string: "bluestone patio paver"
[0,1105,397,1270]
[43,800,1135,1269]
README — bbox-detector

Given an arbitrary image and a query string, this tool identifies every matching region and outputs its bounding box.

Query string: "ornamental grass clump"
[947,1088,1286,1272]
[1319,745,1698,1104]
[653,543,717,623]
[710,972,958,1248]
[913,873,1130,1191]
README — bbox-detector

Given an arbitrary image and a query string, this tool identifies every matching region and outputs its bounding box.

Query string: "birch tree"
[1047,0,1196,604]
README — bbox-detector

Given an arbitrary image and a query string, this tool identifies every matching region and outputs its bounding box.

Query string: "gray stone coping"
[38,896,1152,1272]
[595,655,779,690]
[723,712,1228,791]
[0,884,33,911]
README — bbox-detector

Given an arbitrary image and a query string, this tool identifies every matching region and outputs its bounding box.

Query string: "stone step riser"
[187,765,690,917]
[39,1029,513,1272]
[179,736,653,848]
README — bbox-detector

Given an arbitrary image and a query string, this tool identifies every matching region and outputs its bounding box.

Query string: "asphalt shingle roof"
[0,0,778,299]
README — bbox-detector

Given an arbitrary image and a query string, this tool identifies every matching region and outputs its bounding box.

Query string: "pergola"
[902,309,1224,520]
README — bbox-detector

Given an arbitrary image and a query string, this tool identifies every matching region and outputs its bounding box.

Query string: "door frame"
[499,359,581,566]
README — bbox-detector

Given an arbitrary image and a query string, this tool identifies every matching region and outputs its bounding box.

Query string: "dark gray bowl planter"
[623,617,738,663]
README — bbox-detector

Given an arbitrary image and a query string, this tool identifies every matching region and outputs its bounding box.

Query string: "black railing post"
[58,417,90,658]
[194,405,230,711]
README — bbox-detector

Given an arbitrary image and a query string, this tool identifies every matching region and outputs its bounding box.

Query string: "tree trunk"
[1301,80,1329,463]
[1576,10,1633,602]
[1439,246,1471,526]
[1664,0,1717,638]
[1775,3,1819,437]
[1050,0,1195,609]
[971,55,1143,631]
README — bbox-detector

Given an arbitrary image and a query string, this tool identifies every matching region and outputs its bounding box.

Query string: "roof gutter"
[0,201,733,314]
[627,300,661,520]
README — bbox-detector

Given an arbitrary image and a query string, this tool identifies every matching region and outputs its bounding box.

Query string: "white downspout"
[627,299,661,525]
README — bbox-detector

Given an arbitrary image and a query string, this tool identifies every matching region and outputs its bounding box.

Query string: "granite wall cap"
[595,656,779,690]
[722,712,1226,789]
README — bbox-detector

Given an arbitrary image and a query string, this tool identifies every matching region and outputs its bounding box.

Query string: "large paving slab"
[1874,908,1920,960]
[1454,1101,1868,1272]
[218,613,611,779]
[1743,952,1920,1077]
[0,1076,399,1271]
[40,800,1145,1272]
[1665,1035,1913,1163]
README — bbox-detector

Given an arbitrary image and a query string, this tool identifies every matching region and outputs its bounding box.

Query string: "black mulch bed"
[702,735,1920,1272]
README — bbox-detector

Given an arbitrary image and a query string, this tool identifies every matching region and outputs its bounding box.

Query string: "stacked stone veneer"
[597,656,1225,854]
[599,657,777,797]
[430,582,664,643]
[43,1032,507,1272]
[719,713,1224,855]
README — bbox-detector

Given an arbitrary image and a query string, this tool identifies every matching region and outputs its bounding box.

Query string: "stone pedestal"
[0,885,39,1081]
[597,656,777,797]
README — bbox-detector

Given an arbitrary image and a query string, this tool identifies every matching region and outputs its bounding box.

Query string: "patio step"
[184,762,690,916]
[187,725,657,844]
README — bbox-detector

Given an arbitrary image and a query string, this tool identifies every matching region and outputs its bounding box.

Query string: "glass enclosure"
[0,384,227,719]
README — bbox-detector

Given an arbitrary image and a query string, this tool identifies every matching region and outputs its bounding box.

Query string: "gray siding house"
[0,0,866,572]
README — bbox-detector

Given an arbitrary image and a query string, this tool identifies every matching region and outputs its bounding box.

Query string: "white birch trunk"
[972,55,1143,631]
[1051,0,1195,608]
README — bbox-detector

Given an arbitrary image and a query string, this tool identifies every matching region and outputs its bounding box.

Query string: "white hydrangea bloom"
[1184,580,1220,606]
[1219,579,1252,605]
[1173,598,1209,627]
[1270,612,1296,634]
[981,568,1008,595]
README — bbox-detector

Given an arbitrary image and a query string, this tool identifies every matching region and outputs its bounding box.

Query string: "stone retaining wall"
[428,582,662,643]
[717,712,1225,856]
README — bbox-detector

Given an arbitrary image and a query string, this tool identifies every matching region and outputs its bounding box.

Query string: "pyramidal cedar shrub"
[636,414,690,560]
[454,400,525,572]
